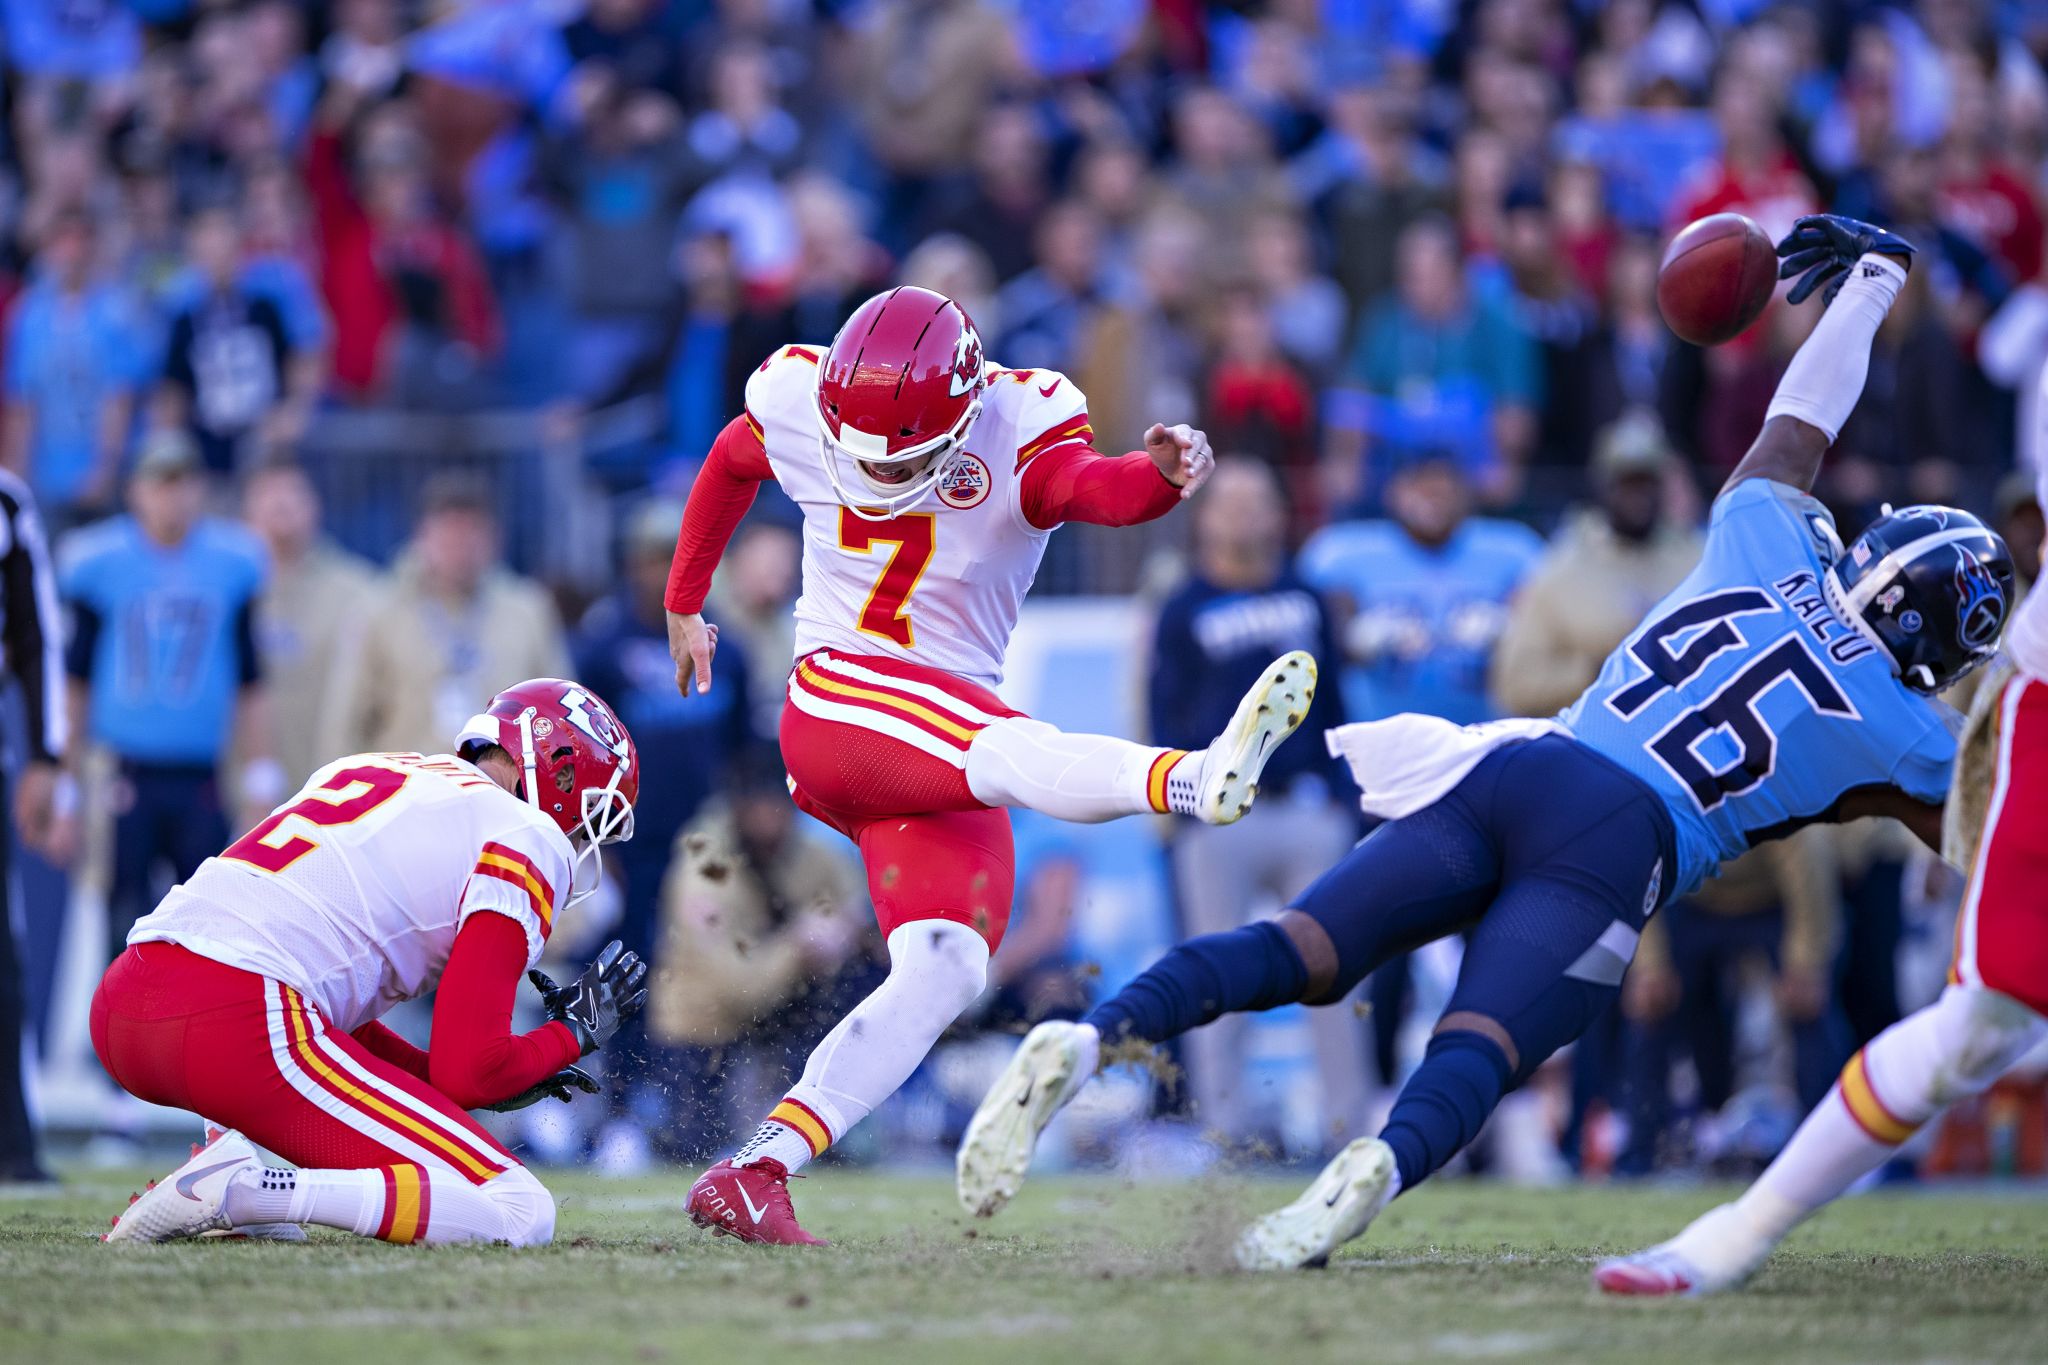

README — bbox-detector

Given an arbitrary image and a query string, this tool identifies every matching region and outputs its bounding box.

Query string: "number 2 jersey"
[739,345,1165,688]
[1563,479,1956,897]
[128,751,574,1033]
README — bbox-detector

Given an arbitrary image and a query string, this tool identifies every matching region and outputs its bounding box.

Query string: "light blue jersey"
[1564,480,1956,897]
[1299,517,1543,724]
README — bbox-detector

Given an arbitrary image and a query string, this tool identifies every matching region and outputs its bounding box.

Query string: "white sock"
[1742,985,2048,1240]
[965,717,1198,821]
[733,920,991,1173]
[1765,252,1906,442]
[225,1165,549,1245]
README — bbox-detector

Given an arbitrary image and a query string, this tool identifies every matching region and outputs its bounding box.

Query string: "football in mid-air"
[1657,212,1778,346]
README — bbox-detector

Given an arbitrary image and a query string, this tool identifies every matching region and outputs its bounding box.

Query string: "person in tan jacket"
[323,473,568,757]
[1489,413,1704,719]
[644,751,877,1158]
[241,458,376,788]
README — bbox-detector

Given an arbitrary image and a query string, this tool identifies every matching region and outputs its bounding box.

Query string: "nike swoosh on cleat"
[738,1184,771,1225]
[1016,1081,1034,1108]
[175,1159,244,1201]
[1324,1188,1343,1208]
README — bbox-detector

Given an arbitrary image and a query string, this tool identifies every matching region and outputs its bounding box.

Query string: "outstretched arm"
[665,414,774,694]
[1725,216,1917,496]
[1020,423,1214,530]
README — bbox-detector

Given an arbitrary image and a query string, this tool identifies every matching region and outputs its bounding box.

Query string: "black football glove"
[528,940,649,1056]
[481,1063,600,1112]
[1776,213,1916,306]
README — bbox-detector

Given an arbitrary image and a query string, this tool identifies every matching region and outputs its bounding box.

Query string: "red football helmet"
[456,678,638,906]
[815,286,986,519]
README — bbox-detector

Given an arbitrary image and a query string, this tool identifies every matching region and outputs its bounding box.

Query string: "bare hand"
[666,610,719,696]
[1143,422,1215,499]
[12,762,58,854]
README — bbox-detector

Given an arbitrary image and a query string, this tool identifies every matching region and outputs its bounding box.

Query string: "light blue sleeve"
[1705,479,1837,575]
[1296,527,1361,596]
[1892,716,1957,806]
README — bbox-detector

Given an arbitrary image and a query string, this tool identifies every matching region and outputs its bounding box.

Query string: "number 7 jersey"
[748,343,1092,687]
[1562,479,1957,897]
[127,751,575,1033]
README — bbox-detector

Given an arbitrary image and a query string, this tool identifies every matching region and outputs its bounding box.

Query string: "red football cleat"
[686,1159,827,1246]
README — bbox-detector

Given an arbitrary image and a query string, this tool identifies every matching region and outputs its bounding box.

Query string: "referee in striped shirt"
[0,469,65,1183]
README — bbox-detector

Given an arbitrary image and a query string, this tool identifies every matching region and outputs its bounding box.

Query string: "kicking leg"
[958,797,1499,1217]
[691,809,1010,1244]
[1596,984,2048,1296]
[964,651,1316,825]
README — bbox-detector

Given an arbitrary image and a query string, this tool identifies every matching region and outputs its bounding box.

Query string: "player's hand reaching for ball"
[480,1063,601,1112]
[1776,214,1916,306]
[529,940,649,1057]
[1144,423,1215,499]
[667,610,719,696]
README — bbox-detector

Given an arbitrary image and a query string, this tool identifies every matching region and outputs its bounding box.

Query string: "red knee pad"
[855,807,1016,948]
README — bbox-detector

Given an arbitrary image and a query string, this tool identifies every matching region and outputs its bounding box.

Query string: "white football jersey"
[748,345,1094,686]
[129,751,574,1033]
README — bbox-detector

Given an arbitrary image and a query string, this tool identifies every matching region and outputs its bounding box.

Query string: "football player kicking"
[1593,360,2048,1297]
[98,679,644,1247]
[666,286,1316,1244]
[957,215,2018,1271]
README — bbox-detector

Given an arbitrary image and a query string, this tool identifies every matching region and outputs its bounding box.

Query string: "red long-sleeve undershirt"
[350,911,580,1109]
[663,414,1181,615]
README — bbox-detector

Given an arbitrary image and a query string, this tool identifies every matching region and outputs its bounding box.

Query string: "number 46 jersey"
[128,751,574,1033]
[1563,479,1956,898]
[749,344,1092,689]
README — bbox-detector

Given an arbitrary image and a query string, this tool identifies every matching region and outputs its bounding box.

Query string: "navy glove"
[1776,214,1916,306]
[481,1064,600,1112]
[528,940,649,1056]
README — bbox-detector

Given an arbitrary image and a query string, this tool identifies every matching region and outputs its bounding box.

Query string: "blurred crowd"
[5,0,2048,1184]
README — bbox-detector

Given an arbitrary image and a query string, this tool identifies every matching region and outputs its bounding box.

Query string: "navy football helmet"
[1824,505,2015,693]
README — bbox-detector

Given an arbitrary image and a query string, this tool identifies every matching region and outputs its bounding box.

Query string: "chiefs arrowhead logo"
[948,326,984,398]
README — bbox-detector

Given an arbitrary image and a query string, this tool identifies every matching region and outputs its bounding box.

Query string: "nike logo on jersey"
[1038,381,1059,398]
[739,1183,771,1225]
[176,1159,244,1200]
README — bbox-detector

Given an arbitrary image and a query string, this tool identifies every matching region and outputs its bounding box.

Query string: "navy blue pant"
[1293,737,1675,1084]
[109,763,228,954]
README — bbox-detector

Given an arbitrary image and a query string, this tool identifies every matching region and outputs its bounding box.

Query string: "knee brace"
[483,1166,556,1247]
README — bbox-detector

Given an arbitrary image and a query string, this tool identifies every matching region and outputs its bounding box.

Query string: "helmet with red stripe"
[815,286,986,520]
[456,678,638,905]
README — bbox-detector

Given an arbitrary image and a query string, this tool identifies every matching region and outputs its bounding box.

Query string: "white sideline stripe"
[808,651,1007,727]
[308,1021,508,1174]
[264,981,457,1176]
[1956,676,2027,988]
[786,677,970,768]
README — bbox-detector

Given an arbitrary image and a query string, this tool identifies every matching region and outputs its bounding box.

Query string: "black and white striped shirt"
[0,470,66,763]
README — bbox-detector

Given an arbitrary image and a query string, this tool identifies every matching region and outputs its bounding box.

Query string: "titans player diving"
[954,214,2017,1271]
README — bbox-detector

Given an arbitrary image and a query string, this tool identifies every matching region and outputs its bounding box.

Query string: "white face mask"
[815,386,983,521]
[507,707,636,910]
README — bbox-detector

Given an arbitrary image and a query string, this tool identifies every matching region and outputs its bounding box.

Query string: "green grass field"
[3,1168,2044,1363]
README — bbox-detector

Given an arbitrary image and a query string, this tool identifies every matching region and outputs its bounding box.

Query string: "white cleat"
[1195,650,1317,826]
[104,1128,258,1244]
[1234,1136,1397,1272]
[1593,1203,1778,1298]
[956,1020,1098,1218]
[201,1222,308,1242]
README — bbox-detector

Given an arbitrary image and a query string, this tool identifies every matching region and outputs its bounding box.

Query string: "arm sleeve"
[1019,443,1181,530]
[65,599,100,683]
[351,1019,432,1081]
[427,911,582,1109]
[664,414,773,614]
[234,596,262,687]
[0,490,66,761]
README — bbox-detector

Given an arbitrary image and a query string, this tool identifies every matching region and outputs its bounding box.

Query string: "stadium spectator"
[60,430,277,948]
[645,748,874,1160]
[1300,451,1541,728]
[915,102,1052,285]
[705,518,800,737]
[993,200,1110,373]
[240,458,375,791]
[1489,414,1704,721]
[157,205,319,478]
[325,474,567,757]
[1148,459,1359,1149]
[1329,217,1538,510]
[1200,288,1319,538]
[2,210,144,523]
